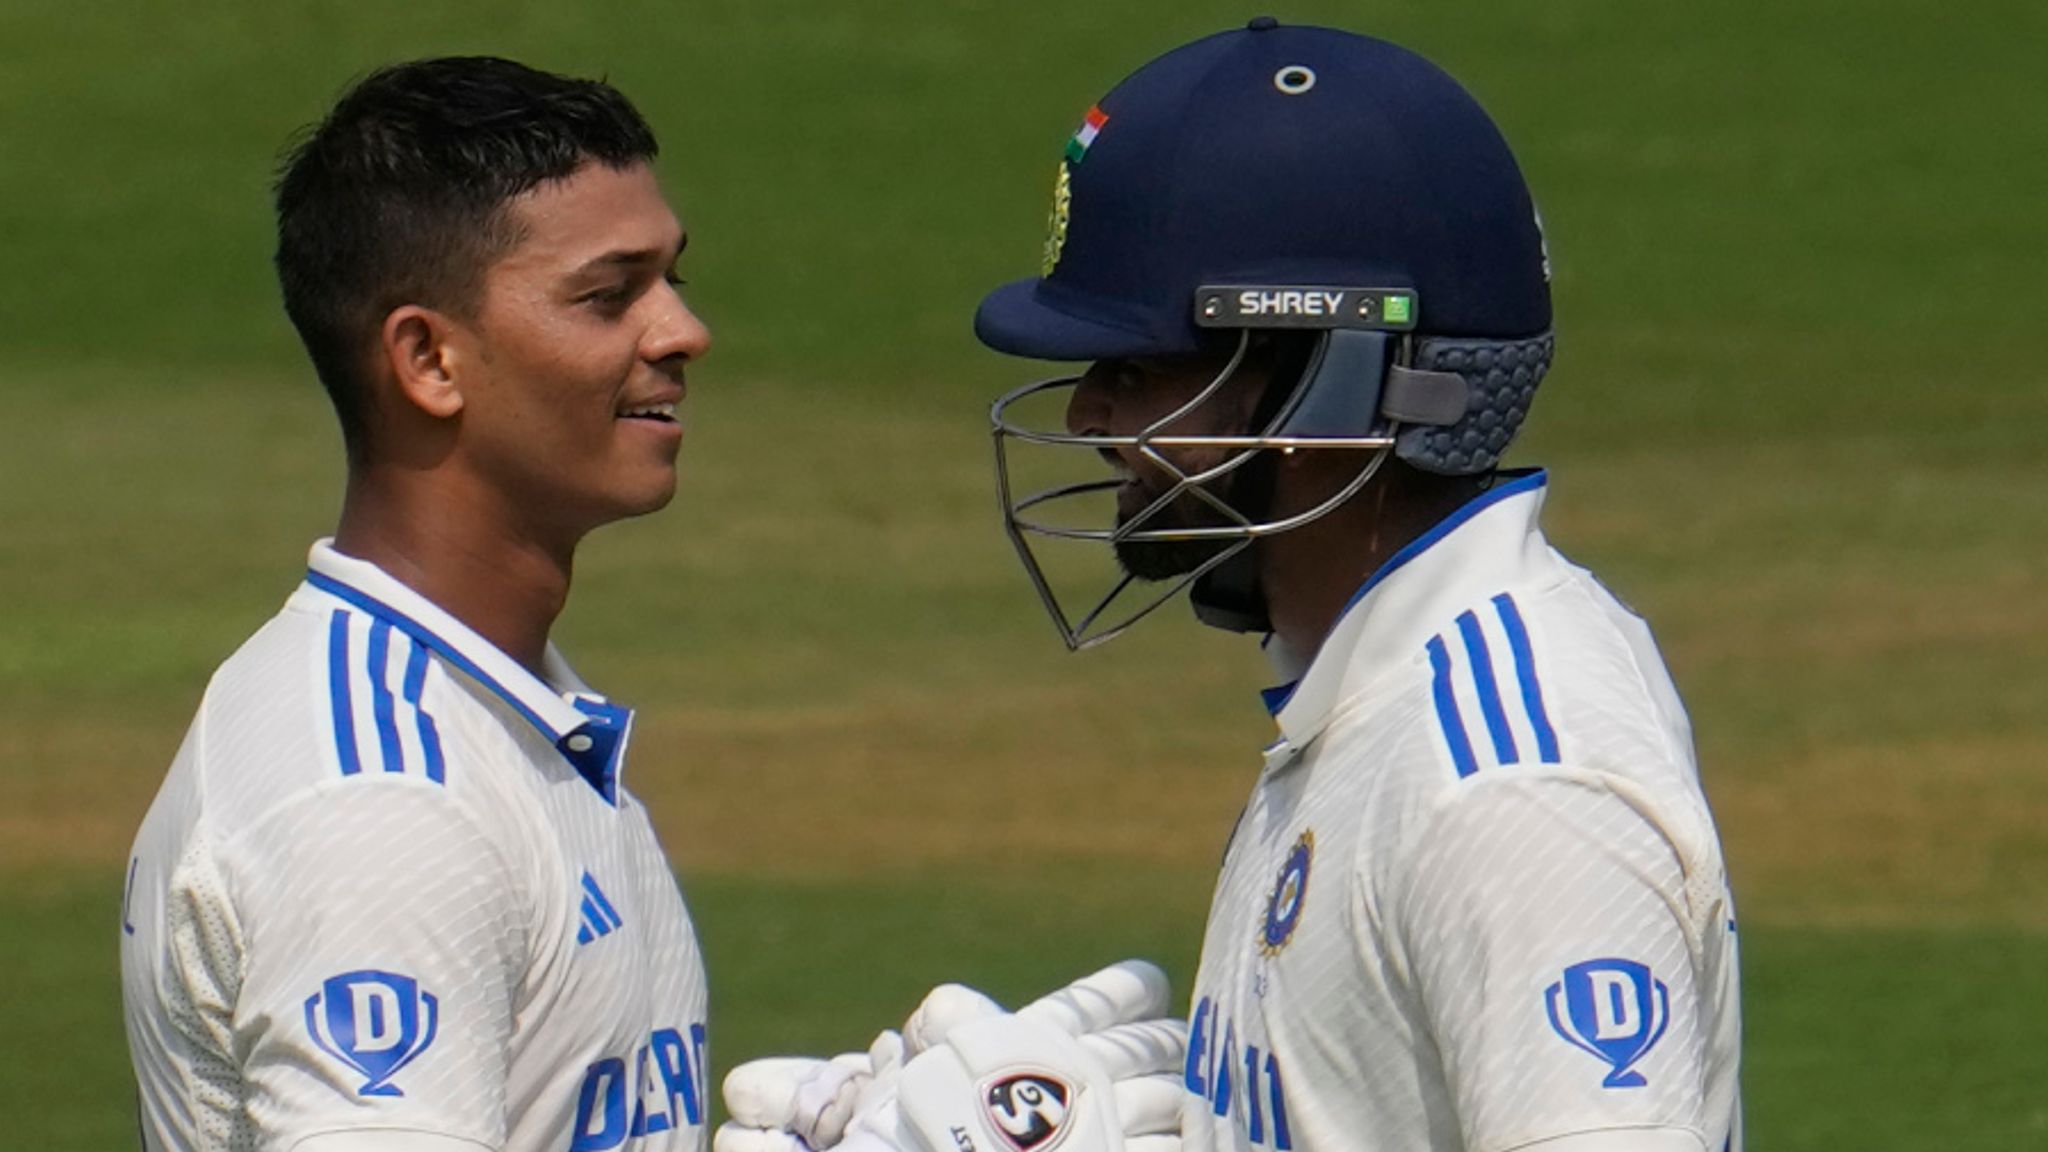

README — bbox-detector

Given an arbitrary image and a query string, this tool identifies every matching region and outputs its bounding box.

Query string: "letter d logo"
[305,970,440,1096]
[1545,958,1669,1088]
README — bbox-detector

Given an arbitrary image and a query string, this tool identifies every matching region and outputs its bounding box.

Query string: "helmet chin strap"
[1188,546,1273,633]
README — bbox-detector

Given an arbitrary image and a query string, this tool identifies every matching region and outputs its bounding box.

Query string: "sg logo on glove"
[982,1071,1072,1152]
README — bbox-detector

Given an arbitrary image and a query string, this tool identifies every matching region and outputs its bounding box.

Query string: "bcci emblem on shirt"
[304,969,440,1097]
[1545,959,1669,1088]
[1259,831,1314,956]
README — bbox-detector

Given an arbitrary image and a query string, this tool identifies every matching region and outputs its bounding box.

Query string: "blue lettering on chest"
[569,1023,708,1150]
[1184,997,1292,1149]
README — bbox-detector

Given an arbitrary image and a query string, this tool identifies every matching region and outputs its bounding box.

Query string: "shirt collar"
[1271,469,1554,753]
[299,540,628,801]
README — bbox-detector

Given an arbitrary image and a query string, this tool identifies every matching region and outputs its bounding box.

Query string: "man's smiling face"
[452,159,710,540]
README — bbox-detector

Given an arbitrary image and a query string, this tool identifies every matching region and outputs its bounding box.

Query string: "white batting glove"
[714,974,1015,1152]
[883,1006,1187,1152]
[717,1030,904,1152]
[716,961,1182,1152]
[1081,1022,1188,1152]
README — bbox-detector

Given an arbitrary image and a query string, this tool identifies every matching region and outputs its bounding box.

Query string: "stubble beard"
[1110,484,1241,581]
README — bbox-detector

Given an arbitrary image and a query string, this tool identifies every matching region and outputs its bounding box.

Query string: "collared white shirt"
[121,542,708,1152]
[1184,471,1742,1152]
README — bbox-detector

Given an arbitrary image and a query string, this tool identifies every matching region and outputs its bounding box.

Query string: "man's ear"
[380,305,468,420]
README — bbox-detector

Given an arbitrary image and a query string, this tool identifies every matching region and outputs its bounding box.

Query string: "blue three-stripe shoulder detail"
[326,609,449,784]
[1424,593,1563,777]
[1492,593,1560,764]
[1426,635,1480,778]
[328,610,363,776]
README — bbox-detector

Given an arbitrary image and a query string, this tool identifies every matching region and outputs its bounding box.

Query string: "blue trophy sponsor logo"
[1545,958,1669,1088]
[304,969,440,1097]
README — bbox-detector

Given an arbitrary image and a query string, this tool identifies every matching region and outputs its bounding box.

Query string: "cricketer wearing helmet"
[713,19,1739,1152]
[973,19,1744,1152]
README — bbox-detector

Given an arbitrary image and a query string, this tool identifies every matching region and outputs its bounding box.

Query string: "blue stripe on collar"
[308,570,628,806]
[306,569,567,742]
[1261,681,1300,716]
[564,697,631,804]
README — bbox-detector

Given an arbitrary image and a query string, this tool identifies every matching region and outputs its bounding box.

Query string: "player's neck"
[1261,461,1484,661]
[334,466,575,677]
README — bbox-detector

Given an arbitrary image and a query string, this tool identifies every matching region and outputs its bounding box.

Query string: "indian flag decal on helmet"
[1064,105,1108,164]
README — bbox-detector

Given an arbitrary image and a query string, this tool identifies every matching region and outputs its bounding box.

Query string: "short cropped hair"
[274,56,658,456]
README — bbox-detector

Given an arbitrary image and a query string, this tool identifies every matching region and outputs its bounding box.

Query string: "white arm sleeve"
[1388,771,1712,1152]
[204,779,528,1151]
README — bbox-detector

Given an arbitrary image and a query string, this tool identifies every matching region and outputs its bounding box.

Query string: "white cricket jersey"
[1183,471,1741,1152]
[121,541,709,1152]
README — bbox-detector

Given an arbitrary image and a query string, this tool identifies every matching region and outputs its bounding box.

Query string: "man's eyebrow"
[571,232,689,276]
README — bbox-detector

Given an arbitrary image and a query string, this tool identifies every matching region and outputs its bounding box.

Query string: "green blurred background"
[3,0,2044,1147]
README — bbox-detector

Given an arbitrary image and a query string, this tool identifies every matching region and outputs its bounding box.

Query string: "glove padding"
[1078,1018,1188,1150]
[889,1011,1183,1152]
[715,961,1181,1152]
[717,981,999,1152]
[718,1032,903,1152]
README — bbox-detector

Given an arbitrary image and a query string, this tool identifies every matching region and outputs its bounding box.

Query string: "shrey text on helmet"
[1238,290,1346,316]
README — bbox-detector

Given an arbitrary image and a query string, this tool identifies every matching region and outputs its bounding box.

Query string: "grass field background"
[3,1,2044,1147]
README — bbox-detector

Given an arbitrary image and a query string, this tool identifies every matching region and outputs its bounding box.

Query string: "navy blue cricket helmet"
[981,20,1558,649]
[976,17,1552,361]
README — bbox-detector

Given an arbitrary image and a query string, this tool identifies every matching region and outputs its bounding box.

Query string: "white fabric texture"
[122,542,710,1152]
[292,1130,497,1152]
[1506,1128,1707,1152]
[1183,474,1742,1152]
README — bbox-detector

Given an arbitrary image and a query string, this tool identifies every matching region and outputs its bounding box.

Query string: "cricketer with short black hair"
[122,55,1191,1152]
[120,57,715,1151]
[717,19,1742,1152]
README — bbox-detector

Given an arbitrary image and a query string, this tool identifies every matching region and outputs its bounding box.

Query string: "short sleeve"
[1386,771,1711,1152]
[214,779,530,1151]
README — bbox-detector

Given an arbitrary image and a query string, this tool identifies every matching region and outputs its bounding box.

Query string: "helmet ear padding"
[1396,332,1554,475]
